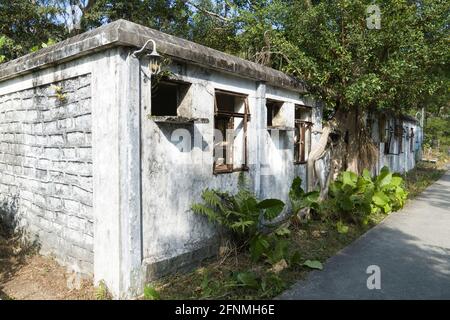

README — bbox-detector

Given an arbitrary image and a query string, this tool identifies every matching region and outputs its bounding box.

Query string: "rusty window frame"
[213,90,250,174]
[294,105,313,164]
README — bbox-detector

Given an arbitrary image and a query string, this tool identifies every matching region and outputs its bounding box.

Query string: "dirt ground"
[0,222,95,300]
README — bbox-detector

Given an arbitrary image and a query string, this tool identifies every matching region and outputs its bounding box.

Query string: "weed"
[95,280,111,300]
[143,284,160,300]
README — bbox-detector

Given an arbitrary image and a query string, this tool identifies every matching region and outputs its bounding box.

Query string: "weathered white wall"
[140,62,321,279]
[375,118,421,174]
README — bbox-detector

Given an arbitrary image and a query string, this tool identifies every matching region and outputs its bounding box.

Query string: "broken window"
[266,100,283,127]
[294,105,313,163]
[384,119,403,155]
[384,124,393,155]
[213,90,249,174]
[151,80,191,116]
[379,115,387,143]
[409,127,414,152]
[395,121,404,154]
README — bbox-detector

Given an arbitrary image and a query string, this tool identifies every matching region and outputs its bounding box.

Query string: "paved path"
[279,169,450,300]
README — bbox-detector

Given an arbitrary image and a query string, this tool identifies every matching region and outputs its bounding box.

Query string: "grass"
[150,160,447,300]
[153,220,369,300]
[404,161,447,198]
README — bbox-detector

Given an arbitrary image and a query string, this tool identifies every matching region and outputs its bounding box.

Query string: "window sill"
[149,115,209,124]
[267,126,295,131]
[294,120,314,126]
[213,166,249,175]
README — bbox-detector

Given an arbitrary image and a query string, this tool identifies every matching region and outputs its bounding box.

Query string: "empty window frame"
[266,100,283,127]
[396,122,404,153]
[384,121,394,155]
[213,90,249,174]
[379,115,387,143]
[409,127,415,152]
[151,80,191,116]
[294,105,313,163]
[384,119,402,155]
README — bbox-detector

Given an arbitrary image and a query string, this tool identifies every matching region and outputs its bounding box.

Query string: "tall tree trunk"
[307,125,331,192]
[307,107,378,196]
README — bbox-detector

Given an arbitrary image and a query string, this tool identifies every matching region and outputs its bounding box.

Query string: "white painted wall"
[140,62,321,281]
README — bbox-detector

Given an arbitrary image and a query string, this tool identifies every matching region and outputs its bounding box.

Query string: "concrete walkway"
[279,169,450,300]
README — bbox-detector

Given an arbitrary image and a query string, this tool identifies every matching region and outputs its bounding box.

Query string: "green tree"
[235,0,449,186]
[424,104,450,152]
[0,0,65,61]
[189,0,241,53]
[78,0,193,38]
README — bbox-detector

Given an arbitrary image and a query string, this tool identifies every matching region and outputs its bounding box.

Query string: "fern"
[191,203,220,223]
[231,219,255,233]
[192,185,285,239]
[192,183,307,267]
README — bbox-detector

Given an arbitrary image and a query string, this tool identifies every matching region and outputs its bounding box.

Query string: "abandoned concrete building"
[0,20,422,298]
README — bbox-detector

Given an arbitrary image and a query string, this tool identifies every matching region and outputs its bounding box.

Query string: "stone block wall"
[0,74,93,274]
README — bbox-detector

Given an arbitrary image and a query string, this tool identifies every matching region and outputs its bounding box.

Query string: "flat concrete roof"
[0,19,306,92]
[400,114,419,123]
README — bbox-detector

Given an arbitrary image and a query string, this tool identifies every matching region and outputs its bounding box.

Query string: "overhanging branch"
[182,0,230,22]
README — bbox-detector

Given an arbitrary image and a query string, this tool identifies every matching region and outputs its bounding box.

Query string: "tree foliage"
[253,0,449,117]
[80,0,193,38]
[0,0,66,61]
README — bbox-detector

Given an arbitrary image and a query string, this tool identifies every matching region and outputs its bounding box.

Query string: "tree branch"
[181,0,230,22]
[80,0,97,15]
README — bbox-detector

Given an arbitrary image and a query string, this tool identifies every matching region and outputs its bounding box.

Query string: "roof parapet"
[0,19,306,93]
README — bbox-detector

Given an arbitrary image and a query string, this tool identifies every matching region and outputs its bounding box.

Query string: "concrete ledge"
[144,240,219,281]
[0,23,121,82]
[0,20,306,92]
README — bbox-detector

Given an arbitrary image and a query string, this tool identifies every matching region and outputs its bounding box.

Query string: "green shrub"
[328,166,408,225]
[328,169,374,224]
[191,187,284,241]
[192,183,296,267]
[289,177,320,215]
[372,166,408,213]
